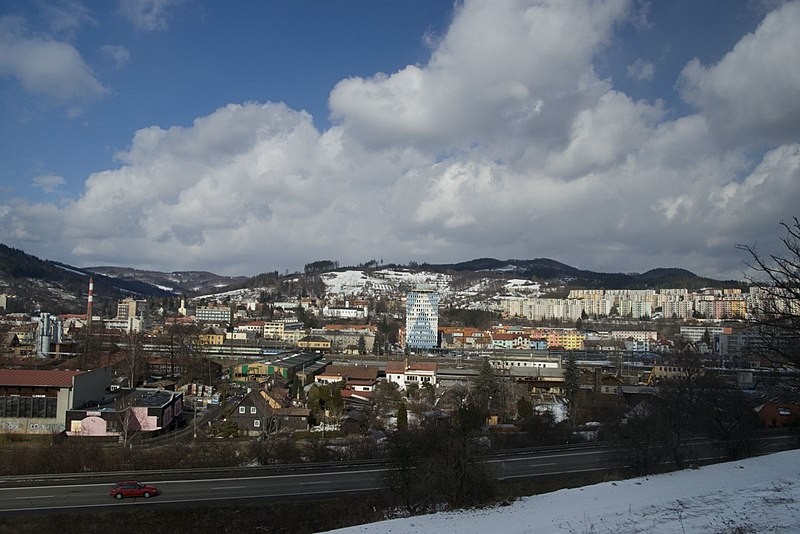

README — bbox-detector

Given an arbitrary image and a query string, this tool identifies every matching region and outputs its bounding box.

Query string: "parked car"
[109,480,160,499]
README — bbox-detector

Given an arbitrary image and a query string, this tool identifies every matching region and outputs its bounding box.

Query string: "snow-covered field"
[325,449,800,534]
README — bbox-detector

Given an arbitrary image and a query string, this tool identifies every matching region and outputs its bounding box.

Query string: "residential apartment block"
[195,305,232,323]
[405,286,439,350]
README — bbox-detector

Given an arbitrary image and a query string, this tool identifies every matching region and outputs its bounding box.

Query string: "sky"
[325,449,800,534]
[1,0,799,279]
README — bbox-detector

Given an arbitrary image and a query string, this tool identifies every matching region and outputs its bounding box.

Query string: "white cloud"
[329,0,630,151]
[626,58,654,81]
[119,0,185,32]
[32,174,67,194]
[678,0,800,145]
[0,16,106,103]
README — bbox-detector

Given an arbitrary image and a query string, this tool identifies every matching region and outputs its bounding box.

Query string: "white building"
[610,330,657,343]
[322,304,368,319]
[405,287,439,349]
[195,305,231,323]
[385,360,438,390]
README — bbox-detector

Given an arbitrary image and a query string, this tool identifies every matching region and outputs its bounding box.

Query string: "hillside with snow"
[325,449,800,534]
[320,269,453,297]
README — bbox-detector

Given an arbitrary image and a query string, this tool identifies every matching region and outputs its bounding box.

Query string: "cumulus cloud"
[678,0,800,145]
[1,0,799,279]
[329,0,629,151]
[32,174,67,194]
[0,16,106,103]
[119,0,185,31]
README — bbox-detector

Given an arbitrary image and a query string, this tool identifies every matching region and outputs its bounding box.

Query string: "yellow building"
[297,335,332,353]
[547,329,584,350]
[198,327,225,346]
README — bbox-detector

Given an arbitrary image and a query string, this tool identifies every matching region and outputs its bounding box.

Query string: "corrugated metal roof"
[0,369,85,387]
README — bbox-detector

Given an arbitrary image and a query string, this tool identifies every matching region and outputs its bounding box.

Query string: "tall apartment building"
[405,286,439,350]
[116,298,147,321]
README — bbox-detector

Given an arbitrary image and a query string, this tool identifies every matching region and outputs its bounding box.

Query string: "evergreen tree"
[372,331,384,355]
[516,396,534,420]
[562,352,580,424]
[397,401,408,432]
[358,334,367,354]
[471,357,500,413]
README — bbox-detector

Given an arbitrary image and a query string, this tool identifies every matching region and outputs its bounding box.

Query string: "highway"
[0,432,796,514]
[0,466,386,514]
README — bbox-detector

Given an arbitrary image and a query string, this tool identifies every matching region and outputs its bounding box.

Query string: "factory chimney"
[81,276,95,369]
[86,277,94,332]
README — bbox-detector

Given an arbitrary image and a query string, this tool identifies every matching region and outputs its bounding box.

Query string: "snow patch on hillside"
[325,449,800,534]
[321,269,452,296]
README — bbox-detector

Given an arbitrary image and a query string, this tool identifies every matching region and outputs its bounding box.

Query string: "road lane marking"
[211,486,246,490]
[15,495,54,499]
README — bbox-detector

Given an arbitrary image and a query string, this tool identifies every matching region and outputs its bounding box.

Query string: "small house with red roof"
[385,360,438,390]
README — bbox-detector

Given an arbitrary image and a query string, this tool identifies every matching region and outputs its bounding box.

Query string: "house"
[385,360,438,390]
[261,377,291,409]
[0,368,111,435]
[756,403,800,428]
[229,390,272,436]
[228,391,310,435]
[340,388,373,410]
[340,408,370,435]
[65,388,184,439]
[272,407,310,432]
[491,332,533,350]
[315,364,379,392]
[199,326,226,346]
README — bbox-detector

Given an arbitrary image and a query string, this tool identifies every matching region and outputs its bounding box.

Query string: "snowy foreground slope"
[325,449,800,534]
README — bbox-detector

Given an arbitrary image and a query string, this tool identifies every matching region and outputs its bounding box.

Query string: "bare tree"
[738,217,800,373]
[119,331,147,388]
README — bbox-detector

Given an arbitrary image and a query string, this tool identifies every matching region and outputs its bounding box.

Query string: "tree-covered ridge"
[0,243,69,279]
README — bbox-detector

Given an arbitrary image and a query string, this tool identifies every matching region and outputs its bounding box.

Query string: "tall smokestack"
[87,277,94,332]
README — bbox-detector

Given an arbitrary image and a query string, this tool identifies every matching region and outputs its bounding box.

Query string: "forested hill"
[420,258,740,290]
[0,244,172,314]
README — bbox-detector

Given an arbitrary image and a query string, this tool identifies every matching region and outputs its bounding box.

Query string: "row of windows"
[0,396,58,419]
[403,375,433,382]
[239,406,258,414]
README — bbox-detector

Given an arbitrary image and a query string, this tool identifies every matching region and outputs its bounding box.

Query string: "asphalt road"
[0,432,796,514]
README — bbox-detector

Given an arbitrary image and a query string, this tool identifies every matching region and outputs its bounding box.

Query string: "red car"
[109,480,160,499]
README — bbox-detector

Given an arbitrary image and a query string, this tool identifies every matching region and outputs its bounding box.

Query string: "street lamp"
[193,397,197,439]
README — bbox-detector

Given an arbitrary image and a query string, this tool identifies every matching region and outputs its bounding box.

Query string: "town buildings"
[0,368,112,435]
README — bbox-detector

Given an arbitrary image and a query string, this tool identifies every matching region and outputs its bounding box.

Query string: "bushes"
[384,404,497,514]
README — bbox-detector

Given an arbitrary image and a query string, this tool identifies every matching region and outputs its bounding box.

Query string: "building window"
[239,406,245,414]
[254,419,261,427]
[250,406,257,414]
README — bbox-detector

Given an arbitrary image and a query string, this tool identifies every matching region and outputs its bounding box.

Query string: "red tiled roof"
[0,369,85,387]
[341,389,374,400]
[385,361,437,373]
[385,361,405,373]
[318,364,378,381]
[408,362,437,372]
